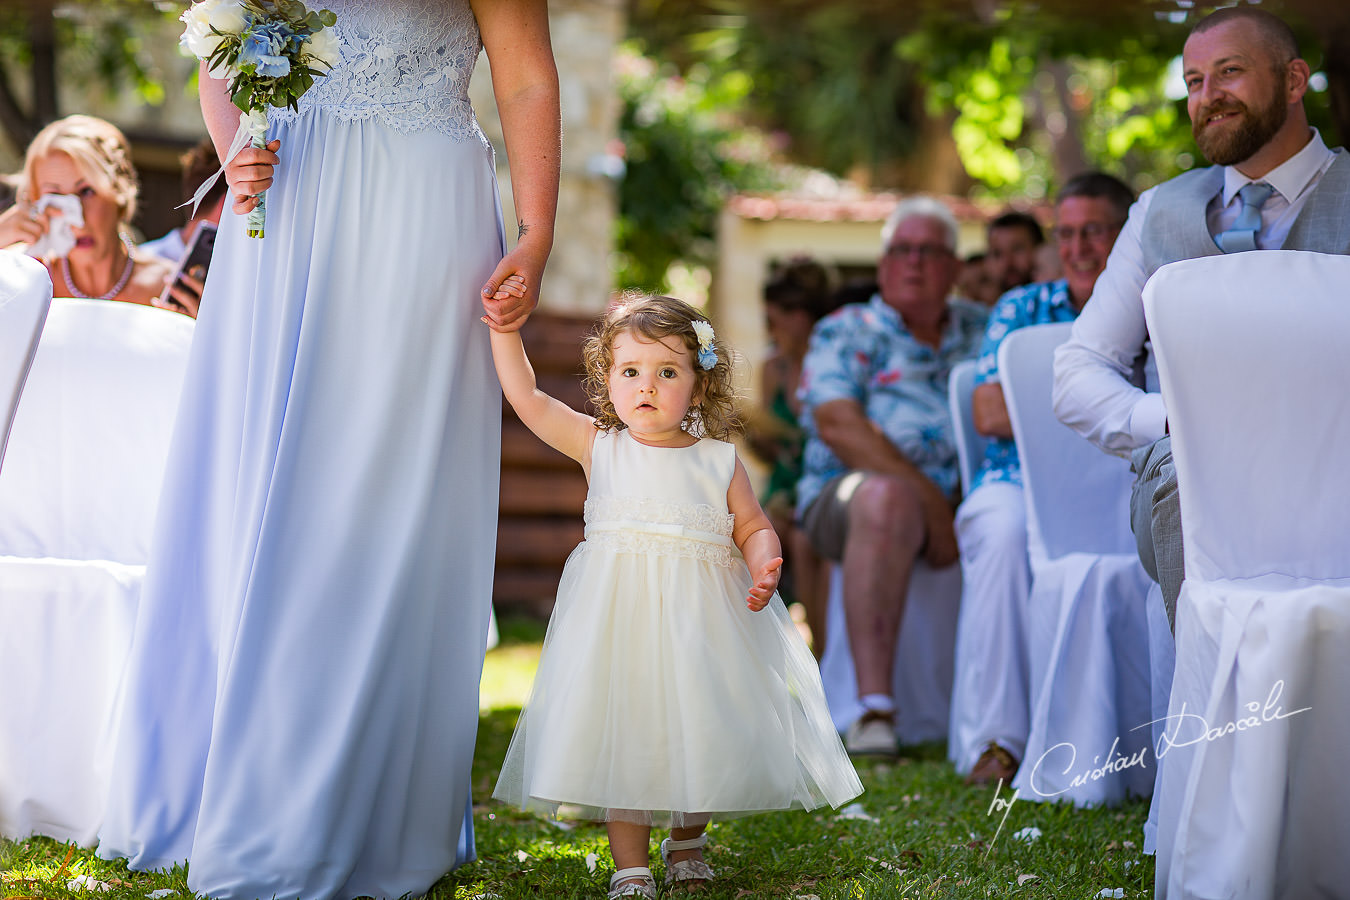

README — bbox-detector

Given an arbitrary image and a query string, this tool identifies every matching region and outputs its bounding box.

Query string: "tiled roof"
[727,192,1038,225]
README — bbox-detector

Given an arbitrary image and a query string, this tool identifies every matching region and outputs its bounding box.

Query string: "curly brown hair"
[582,292,741,441]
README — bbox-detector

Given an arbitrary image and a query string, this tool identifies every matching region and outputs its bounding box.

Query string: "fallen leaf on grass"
[514,850,530,863]
[1017,874,1038,886]
[1013,826,1042,842]
[835,803,878,823]
[865,856,906,874]
[67,876,113,892]
[585,852,599,874]
[146,891,177,899]
[1095,890,1125,898]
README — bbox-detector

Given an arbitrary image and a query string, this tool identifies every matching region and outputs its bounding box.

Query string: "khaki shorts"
[800,470,867,562]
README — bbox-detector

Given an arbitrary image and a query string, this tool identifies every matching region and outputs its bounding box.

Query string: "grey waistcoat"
[1139,148,1350,279]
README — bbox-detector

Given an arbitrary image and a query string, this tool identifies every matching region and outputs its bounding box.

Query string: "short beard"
[1192,71,1289,166]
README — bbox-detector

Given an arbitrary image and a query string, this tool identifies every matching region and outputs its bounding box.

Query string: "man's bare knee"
[847,475,925,548]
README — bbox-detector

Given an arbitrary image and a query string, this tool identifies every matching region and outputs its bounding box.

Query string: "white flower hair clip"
[692,320,717,370]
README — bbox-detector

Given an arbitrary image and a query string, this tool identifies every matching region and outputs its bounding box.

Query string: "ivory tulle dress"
[96,2,502,898]
[493,429,862,826]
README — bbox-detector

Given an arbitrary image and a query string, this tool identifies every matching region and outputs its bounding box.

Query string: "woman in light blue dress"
[96,2,559,898]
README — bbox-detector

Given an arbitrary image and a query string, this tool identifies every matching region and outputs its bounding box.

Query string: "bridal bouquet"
[180,0,339,237]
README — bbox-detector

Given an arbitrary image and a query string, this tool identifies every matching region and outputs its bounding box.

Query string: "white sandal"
[660,834,715,889]
[607,866,656,899]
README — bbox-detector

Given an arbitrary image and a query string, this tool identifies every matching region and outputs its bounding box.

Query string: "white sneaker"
[845,712,898,758]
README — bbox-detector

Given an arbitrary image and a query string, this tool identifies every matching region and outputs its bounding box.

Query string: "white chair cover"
[1144,250,1350,900]
[1000,322,1154,806]
[948,358,986,495]
[0,299,194,845]
[0,252,53,470]
[818,561,961,744]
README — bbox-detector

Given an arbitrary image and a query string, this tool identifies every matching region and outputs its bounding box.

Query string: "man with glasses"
[797,196,986,758]
[949,173,1135,786]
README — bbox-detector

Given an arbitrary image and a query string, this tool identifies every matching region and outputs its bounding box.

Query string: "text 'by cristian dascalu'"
[1023,679,1310,799]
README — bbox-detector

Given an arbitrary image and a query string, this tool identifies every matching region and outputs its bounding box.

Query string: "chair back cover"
[0,252,53,470]
[1144,250,1350,582]
[0,299,194,564]
[998,322,1136,560]
[948,358,986,495]
[1144,250,1350,899]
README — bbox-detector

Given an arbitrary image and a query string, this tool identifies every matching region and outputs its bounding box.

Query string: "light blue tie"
[1216,182,1274,253]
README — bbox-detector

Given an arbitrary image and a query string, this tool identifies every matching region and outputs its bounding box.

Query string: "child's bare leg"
[607,819,653,877]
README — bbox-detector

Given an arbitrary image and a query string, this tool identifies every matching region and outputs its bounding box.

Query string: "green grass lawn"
[2,616,1154,899]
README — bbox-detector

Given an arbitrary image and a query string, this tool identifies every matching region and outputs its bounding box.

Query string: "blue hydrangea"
[238,18,301,78]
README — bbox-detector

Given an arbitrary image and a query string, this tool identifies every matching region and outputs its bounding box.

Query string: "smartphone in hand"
[168,220,217,299]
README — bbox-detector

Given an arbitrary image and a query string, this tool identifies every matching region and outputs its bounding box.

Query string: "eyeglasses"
[883,242,953,262]
[1051,223,1122,244]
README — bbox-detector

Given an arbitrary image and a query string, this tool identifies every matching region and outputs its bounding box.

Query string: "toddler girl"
[484,287,862,898]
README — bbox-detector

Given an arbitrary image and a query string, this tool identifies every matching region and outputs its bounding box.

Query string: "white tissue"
[29,193,84,259]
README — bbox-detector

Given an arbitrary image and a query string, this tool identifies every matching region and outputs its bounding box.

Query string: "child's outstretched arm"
[728,455,783,612]
[483,277,593,464]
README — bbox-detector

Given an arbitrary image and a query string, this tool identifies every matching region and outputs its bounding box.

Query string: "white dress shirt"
[1053,129,1337,454]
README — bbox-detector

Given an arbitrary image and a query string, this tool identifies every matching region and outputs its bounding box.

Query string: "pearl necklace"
[61,234,135,301]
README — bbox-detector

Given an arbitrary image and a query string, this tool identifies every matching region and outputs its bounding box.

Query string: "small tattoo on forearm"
[517,220,529,240]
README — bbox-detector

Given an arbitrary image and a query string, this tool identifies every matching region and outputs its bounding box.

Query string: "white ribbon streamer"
[180,108,270,218]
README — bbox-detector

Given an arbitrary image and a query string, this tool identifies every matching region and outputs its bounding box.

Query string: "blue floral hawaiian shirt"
[970,278,1080,492]
[796,294,987,516]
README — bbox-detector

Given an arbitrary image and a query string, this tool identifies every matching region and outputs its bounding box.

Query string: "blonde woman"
[0,115,173,309]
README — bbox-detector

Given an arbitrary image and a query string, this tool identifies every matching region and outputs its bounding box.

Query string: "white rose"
[179,1,225,59]
[207,0,249,35]
[305,26,340,70]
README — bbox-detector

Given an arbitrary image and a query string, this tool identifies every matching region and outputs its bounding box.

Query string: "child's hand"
[746,556,783,611]
[480,274,529,332]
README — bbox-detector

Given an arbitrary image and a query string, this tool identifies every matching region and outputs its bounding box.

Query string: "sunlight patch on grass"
[478,641,541,712]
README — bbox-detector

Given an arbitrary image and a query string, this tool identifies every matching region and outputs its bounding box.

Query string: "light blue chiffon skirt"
[97,106,504,900]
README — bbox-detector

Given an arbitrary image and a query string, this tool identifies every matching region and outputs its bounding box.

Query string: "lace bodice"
[269,0,485,140]
[584,495,736,567]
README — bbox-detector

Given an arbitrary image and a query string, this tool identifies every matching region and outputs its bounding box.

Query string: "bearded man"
[1052,6,1350,630]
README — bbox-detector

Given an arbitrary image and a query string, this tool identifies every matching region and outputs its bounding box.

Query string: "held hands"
[480,271,532,332]
[481,236,549,332]
[225,139,280,214]
[746,557,783,612]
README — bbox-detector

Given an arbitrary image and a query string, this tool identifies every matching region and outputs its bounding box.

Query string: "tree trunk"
[28,1,58,127]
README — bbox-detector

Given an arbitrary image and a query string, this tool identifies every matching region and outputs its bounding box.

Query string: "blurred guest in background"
[747,256,840,657]
[985,210,1044,296]
[140,137,225,264]
[0,115,173,310]
[956,251,1000,307]
[797,196,986,758]
[951,172,1134,786]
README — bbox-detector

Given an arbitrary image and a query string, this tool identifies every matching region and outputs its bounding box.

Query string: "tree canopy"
[626,0,1346,199]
